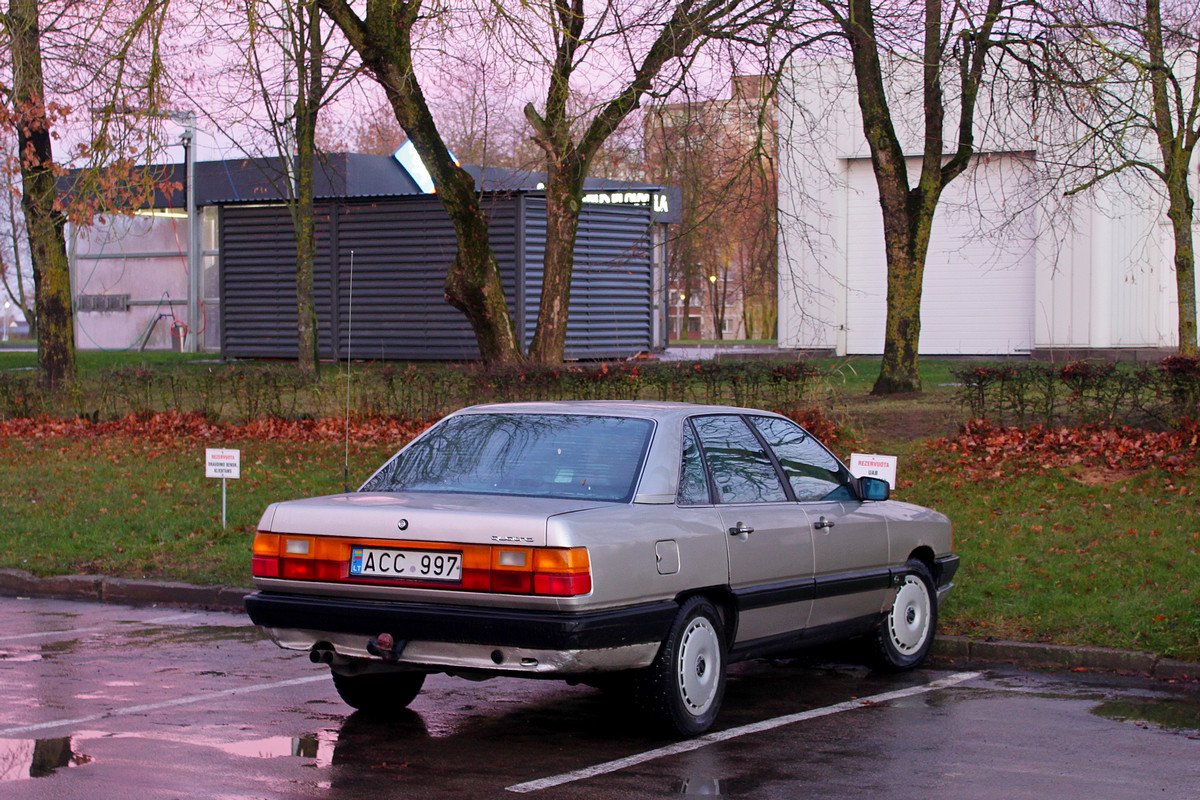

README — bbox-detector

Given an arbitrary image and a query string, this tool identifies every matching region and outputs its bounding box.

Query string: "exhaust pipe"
[309,647,335,664]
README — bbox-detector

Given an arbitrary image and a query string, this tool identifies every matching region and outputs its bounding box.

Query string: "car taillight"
[250,532,591,597]
[532,548,591,597]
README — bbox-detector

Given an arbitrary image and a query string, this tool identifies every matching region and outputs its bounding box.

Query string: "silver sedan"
[245,401,957,736]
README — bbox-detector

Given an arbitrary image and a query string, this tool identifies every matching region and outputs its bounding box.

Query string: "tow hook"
[367,632,406,663]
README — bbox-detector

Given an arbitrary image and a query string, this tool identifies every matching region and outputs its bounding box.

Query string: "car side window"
[692,415,787,504]
[750,416,852,501]
[677,424,711,505]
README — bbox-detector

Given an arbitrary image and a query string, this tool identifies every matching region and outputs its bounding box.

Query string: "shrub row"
[0,358,821,422]
[952,357,1200,428]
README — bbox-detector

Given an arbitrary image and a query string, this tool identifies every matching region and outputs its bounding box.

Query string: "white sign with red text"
[205,448,241,480]
[849,453,898,488]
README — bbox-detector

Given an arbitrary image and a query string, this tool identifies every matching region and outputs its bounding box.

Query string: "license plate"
[349,547,463,582]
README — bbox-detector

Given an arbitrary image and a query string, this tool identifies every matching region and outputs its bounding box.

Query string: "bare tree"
[321,0,792,364]
[194,0,360,374]
[513,0,786,363]
[1044,0,1199,356]
[2,0,75,388]
[0,0,176,389]
[646,75,778,342]
[798,0,1031,394]
[319,0,524,365]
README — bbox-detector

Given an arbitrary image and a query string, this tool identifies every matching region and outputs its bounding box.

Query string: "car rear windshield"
[360,413,655,502]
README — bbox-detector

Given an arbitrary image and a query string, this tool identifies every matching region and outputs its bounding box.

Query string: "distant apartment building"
[645,76,778,341]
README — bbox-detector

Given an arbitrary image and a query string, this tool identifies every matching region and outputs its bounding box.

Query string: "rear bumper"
[245,591,676,674]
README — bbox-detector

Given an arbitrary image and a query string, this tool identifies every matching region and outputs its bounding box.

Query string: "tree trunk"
[528,159,584,364]
[8,0,75,390]
[293,0,321,376]
[1145,0,1199,357]
[844,0,925,394]
[1165,179,1198,356]
[873,215,935,394]
[293,137,320,374]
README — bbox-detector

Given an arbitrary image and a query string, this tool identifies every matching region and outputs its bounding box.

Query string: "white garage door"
[844,154,1036,355]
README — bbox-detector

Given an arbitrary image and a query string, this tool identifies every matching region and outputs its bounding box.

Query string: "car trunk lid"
[262,492,609,548]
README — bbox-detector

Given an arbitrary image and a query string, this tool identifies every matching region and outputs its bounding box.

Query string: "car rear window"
[360,413,654,502]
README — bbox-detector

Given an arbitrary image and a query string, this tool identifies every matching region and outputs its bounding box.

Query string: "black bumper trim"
[244,592,678,651]
[733,568,893,612]
[934,555,960,589]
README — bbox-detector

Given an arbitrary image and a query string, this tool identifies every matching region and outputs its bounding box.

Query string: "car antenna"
[344,248,355,494]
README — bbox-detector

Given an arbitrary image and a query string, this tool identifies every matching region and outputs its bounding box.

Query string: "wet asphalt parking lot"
[0,595,1198,799]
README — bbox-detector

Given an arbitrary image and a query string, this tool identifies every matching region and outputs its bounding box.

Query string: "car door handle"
[813,516,835,530]
[728,522,754,536]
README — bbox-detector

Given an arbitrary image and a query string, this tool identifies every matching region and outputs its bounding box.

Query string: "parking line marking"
[506,671,983,793]
[0,675,328,737]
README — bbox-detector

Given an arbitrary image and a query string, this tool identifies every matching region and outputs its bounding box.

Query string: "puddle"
[213,732,335,765]
[677,777,724,795]
[0,737,93,781]
[1093,698,1200,737]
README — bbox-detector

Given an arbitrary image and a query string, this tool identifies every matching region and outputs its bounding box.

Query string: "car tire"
[873,558,937,671]
[641,596,727,737]
[331,669,426,715]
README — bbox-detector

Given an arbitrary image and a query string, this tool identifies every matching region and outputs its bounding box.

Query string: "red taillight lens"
[534,572,592,597]
[280,559,317,580]
[251,555,279,578]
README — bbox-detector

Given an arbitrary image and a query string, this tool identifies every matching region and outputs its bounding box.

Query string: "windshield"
[360,413,654,502]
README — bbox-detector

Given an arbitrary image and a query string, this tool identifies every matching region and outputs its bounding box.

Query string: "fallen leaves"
[928,419,1200,479]
[0,412,437,445]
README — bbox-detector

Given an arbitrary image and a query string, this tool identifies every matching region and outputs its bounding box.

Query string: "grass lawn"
[0,353,1196,661]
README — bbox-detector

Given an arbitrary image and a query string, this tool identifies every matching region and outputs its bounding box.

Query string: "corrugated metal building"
[68,153,680,360]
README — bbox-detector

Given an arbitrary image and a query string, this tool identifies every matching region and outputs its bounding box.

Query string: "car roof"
[453,400,784,424]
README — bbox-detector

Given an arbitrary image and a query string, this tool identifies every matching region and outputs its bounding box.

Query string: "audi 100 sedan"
[245,401,958,736]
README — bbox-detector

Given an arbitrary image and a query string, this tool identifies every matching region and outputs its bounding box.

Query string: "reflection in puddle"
[677,776,724,795]
[1093,698,1200,737]
[215,732,336,766]
[0,737,93,781]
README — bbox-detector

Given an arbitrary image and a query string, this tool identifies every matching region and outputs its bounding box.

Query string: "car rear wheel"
[873,558,937,671]
[641,596,727,737]
[331,669,426,715]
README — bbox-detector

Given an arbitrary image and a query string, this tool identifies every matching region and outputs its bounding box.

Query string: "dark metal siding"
[521,199,655,359]
[219,205,333,359]
[220,194,653,361]
[330,201,479,361]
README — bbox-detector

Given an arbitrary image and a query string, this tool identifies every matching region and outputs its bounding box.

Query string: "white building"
[777,58,1200,358]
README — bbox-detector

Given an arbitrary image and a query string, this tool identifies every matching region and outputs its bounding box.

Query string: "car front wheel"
[331,669,426,715]
[641,596,727,737]
[873,558,937,671]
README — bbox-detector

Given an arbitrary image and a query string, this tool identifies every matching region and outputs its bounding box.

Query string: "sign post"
[205,448,241,528]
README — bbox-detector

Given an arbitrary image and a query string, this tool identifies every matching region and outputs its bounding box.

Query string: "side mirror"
[858,476,890,502]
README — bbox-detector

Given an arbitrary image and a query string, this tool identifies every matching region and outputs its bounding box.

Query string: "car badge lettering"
[491,535,534,543]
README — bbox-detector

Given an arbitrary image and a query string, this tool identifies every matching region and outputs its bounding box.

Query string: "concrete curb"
[0,568,248,614]
[930,635,1196,681]
[1,568,1195,683]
